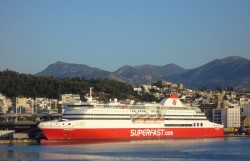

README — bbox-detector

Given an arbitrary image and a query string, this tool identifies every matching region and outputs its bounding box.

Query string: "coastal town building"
[35,98,58,114]
[241,116,250,128]
[133,87,142,95]
[223,108,241,128]
[13,97,34,114]
[161,81,172,86]
[242,103,250,116]
[213,109,222,125]
[240,97,249,105]
[60,94,81,103]
[216,93,224,109]
[213,108,241,128]
[0,93,11,114]
[161,81,184,90]
[141,84,152,93]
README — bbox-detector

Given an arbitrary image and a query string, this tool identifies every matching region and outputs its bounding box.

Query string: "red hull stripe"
[41,128,224,140]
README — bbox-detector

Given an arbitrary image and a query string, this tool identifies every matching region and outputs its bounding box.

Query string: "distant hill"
[36,61,124,82]
[114,64,186,85]
[35,56,250,91]
[36,61,186,86]
[167,56,250,91]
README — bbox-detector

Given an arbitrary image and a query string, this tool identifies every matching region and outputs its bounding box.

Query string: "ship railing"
[94,104,133,109]
[165,107,197,111]
[131,114,162,119]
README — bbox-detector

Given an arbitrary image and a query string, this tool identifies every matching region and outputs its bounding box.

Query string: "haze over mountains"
[36,56,250,91]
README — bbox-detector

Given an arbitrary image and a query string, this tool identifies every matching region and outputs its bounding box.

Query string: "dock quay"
[0,113,61,142]
[0,139,38,144]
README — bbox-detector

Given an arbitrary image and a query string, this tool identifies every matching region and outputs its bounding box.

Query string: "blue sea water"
[0,137,250,161]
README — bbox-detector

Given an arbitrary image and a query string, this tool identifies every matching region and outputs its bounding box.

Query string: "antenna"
[88,87,93,102]
[90,87,93,97]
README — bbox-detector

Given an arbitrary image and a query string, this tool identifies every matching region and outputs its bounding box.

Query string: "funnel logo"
[172,100,177,105]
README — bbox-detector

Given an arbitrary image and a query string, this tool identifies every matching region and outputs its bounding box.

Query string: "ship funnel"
[160,93,185,107]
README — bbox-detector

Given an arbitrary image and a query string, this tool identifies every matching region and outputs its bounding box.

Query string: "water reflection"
[40,137,225,146]
[0,149,40,160]
[0,137,249,161]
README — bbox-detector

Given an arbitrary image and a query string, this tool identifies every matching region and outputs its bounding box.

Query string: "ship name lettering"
[164,131,174,136]
[130,129,165,137]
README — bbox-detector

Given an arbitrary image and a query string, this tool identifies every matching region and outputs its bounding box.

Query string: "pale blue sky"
[0,0,249,74]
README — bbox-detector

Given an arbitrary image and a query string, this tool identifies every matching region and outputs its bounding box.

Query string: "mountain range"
[35,56,250,91]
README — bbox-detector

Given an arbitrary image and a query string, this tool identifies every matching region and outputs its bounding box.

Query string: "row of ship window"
[166,118,207,120]
[50,118,203,127]
[69,109,196,114]
[48,123,72,127]
[63,118,206,121]
[63,114,205,117]
[48,121,205,127]
[64,118,131,120]
[164,123,204,127]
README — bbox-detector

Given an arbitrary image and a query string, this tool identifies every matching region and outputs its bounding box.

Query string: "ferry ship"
[38,93,224,140]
